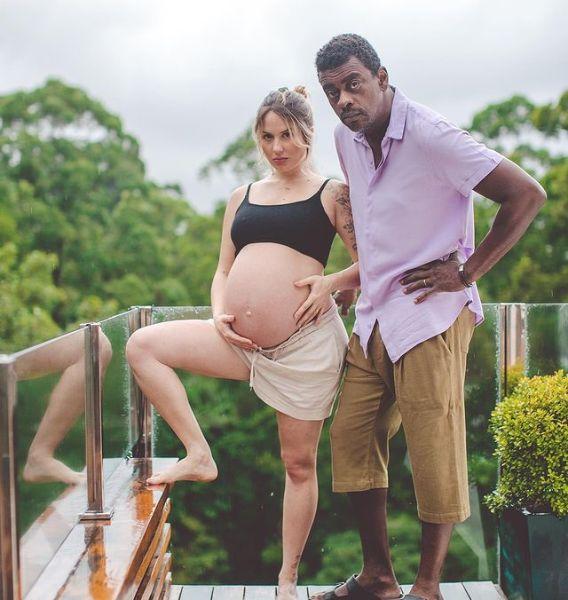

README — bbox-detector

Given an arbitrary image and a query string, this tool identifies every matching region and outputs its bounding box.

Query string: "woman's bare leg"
[277,411,324,600]
[125,319,249,485]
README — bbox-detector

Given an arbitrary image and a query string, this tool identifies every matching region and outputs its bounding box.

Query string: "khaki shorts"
[330,306,475,523]
[226,306,349,421]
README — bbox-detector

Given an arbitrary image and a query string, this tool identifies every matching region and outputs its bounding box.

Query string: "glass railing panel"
[526,303,568,376]
[137,304,501,583]
[99,309,137,458]
[12,328,87,595]
[453,303,501,582]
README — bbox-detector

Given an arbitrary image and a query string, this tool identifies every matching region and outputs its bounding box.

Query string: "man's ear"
[377,67,389,90]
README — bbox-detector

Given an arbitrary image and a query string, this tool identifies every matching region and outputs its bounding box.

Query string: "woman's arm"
[294,181,360,326]
[211,186,258,350]
[327,180,360,291]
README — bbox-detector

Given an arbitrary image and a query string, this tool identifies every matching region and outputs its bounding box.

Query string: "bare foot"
[146,452,218,485]
[407,585,441,600]
[23,455,86,486]
[278,581,298,600]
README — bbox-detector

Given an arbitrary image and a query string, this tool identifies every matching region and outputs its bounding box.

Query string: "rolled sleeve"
[428,119,503,197]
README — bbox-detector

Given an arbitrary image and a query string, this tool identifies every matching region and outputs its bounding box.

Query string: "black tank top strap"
[316,178,331,196]
[243,183,253,203]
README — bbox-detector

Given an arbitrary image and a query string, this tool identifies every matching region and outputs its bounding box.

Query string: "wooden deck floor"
[170,584,506,600]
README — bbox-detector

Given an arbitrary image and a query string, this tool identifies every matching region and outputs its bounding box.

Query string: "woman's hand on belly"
[213,314,258,350]
[293,274,334,327]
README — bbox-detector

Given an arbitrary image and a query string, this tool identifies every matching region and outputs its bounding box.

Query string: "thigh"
[131,319,250,381]
[277,411,324,461]
[332,333,396,437]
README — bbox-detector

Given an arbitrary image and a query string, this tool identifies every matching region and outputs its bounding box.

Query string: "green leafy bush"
[485,370,568,517]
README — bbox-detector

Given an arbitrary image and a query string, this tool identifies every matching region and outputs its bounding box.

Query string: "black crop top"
[230,179,336,267]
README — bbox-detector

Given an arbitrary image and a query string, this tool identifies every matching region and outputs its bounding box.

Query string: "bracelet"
[458,263,473,288]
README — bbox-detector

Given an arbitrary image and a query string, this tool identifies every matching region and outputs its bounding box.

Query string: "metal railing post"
[0,355,21,600]
[498,304,509,401]
[79,324,113,520]
[501,303,527,398]
[128,306,153,459]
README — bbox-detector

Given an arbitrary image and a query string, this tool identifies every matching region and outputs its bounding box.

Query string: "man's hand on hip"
[400,252,466,304]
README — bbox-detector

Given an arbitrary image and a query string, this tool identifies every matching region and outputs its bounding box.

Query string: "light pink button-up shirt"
[335,87,503,362]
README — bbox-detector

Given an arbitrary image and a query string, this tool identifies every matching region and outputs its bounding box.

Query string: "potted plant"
[485,370,568,600]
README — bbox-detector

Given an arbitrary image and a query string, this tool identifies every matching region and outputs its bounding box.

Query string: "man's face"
[318,56,388,132]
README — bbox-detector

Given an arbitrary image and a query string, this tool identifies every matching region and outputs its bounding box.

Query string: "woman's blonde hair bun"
[292,85,309,99]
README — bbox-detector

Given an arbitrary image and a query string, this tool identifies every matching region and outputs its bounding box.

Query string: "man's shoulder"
[405,96,448,137]
[334,122,353,144]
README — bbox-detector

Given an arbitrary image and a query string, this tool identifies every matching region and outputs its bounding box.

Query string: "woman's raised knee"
[125,328,154,367]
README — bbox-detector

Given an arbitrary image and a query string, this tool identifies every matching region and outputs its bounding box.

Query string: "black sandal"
[310,575,404,600]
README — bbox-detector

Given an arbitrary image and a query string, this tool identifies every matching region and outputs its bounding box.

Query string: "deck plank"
[211,586,245,600]
[462,581,502,599]
[307,585,333,597]
[244,586,276,600]
[170,586,184,600]
[26,457,177,600]
[20,456,123,595]
[176,584,504,600]
[440,583,470,600]
[179,585,214,600]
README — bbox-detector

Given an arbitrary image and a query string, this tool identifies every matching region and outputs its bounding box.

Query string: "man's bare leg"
[314,489,401,600]
[406,522,453,600]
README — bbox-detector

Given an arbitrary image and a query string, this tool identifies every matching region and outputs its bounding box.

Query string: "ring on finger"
[423,279,429,288]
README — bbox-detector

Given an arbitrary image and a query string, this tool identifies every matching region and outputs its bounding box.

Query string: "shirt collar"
[353,86,408,145]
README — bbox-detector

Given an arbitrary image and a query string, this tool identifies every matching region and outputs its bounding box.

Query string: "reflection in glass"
[13,327,112,594]
[526,304,568,376]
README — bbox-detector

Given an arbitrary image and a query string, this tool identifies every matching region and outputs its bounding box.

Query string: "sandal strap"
[315,582,347,600]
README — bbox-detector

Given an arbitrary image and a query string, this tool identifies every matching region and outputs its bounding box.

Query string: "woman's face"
[259,110,308,173]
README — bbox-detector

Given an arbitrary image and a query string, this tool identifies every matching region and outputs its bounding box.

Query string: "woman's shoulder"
[227,183,252,209]
[229,176,271,202]
[322,178,350,205]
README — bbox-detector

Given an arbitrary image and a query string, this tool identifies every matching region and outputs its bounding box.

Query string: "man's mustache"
[341,110,364,120]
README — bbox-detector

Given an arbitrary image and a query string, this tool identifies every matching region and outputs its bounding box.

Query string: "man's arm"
[401,158,546,302]
[463,157,546,283]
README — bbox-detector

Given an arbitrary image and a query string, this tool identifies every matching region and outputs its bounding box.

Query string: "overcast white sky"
[1,0,566,212]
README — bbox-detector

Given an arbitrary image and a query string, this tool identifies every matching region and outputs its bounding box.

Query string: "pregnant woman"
[126,86,359,598]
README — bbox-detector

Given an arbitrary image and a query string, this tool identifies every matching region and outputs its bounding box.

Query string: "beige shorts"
[330,306,476,523]
[221,306,349,420]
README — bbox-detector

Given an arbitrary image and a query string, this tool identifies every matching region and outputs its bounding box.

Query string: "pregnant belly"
[224,243,333,348]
